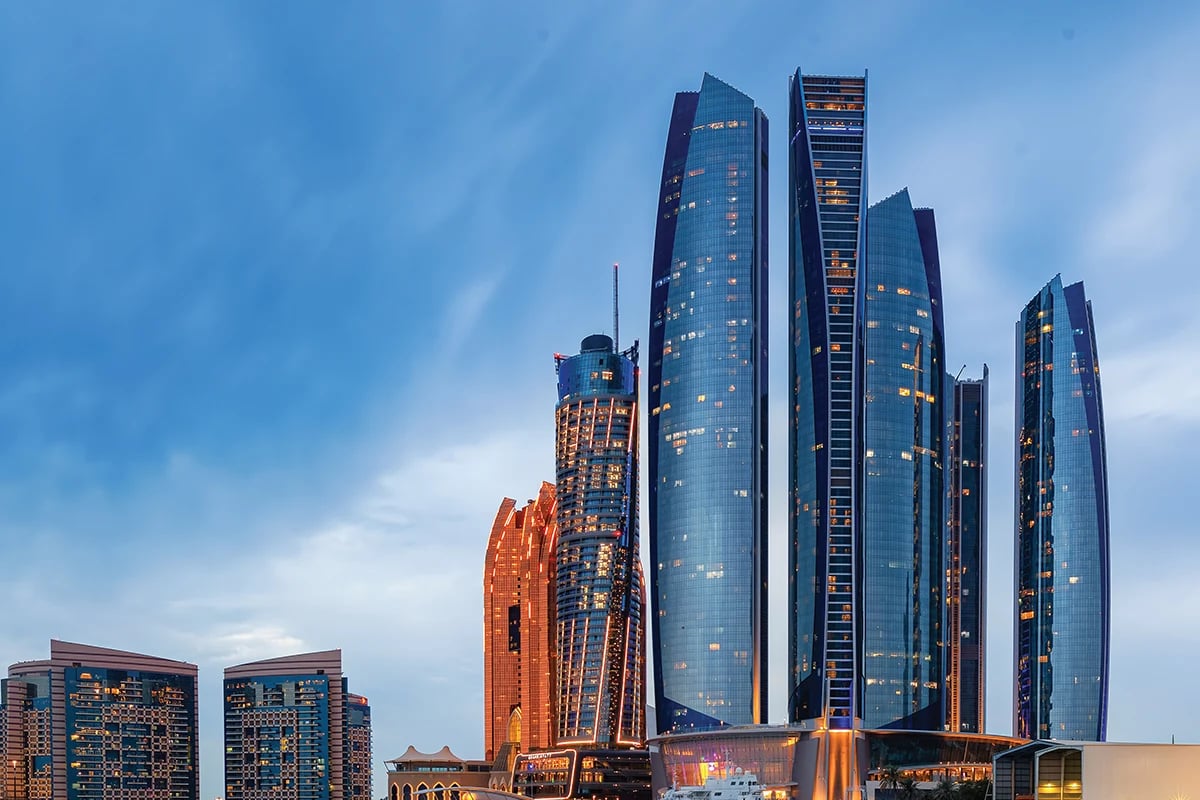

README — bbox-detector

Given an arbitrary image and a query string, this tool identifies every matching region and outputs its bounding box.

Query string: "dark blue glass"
[860,190,947,730]
[947,370,988,733]
[788,70,867,723]
[1014,276,1110,741]
[648,73,768,734]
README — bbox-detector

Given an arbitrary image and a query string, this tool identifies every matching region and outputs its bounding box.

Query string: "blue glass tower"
[648,73,768,735]
[1014,277,1110,741]
[554,335,645,747]
[788,70,867,725]
[947,369,988,734]
[860,189,946,730]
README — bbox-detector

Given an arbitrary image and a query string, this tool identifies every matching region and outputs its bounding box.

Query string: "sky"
[2,2,1200,797]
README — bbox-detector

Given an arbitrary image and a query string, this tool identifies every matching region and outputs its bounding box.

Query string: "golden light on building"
[484,483,559,762]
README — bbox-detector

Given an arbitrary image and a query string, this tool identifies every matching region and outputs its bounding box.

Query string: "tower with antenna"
[613,262,620,351]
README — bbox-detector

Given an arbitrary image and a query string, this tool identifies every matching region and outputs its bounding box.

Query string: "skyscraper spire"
[613,262,620,352]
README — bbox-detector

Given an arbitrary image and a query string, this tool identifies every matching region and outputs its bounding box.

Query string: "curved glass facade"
[554,335,645,747]
[860,189,946,730]
[1014,276,1110,741]
[647,72,768,735]
[788,70,867,724]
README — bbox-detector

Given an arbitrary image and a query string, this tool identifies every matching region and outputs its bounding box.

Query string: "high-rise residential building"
[1014,276,1110,741]
[788,69,867,726]
[647,72,769,735]
[860,189,947,730]
[224,650,371,800]
[946,368,988,734]
[344,694,372,800]
[484,482,559,760]
[554,334,645,747]
[1,639,199,800]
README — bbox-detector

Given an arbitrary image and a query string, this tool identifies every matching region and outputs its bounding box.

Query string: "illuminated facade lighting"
[1013,276,1110,741]
[1,639,199,800]
[484,483,558,761]
[647,72,768,735]
[553,334,645,747]
[224,650,371,800]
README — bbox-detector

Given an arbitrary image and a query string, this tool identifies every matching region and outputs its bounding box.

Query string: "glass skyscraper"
[1014,276,1110,741]
[788,70,867,726]
[947,369,988,734]
[860,189,946,730]
[1,640,199,800]
[554,335,645,747]
[224,650,370,800]
[648,72,768,735]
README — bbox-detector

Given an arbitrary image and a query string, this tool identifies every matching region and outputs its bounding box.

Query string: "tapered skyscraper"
[1014,276,1110,741]
[554,334,645,747]
[860,189,947,730]
[947,369,988,734]
[788,70,867,725]
[648,73,768,735]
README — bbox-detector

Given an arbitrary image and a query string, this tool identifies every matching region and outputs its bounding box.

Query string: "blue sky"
[3,2,1200,797]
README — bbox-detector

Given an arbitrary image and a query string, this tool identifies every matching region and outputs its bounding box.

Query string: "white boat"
[662,768,763,800]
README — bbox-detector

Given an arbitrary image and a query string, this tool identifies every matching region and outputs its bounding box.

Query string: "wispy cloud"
[1100,320,1200,426]
[4,7,1200,799]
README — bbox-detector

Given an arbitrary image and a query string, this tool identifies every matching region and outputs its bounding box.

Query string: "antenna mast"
[612,262,620,351]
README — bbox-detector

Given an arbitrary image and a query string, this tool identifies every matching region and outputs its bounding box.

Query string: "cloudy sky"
[3,2,1199,797]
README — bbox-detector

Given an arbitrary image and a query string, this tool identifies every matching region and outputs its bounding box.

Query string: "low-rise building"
[385,746,491,800]
[992,740,1200,800]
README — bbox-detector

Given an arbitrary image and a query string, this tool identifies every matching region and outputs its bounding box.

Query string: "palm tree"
[880,765,902,796]
[931,777,959,800]
[957,779,991,800]
[899,777,918,800]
